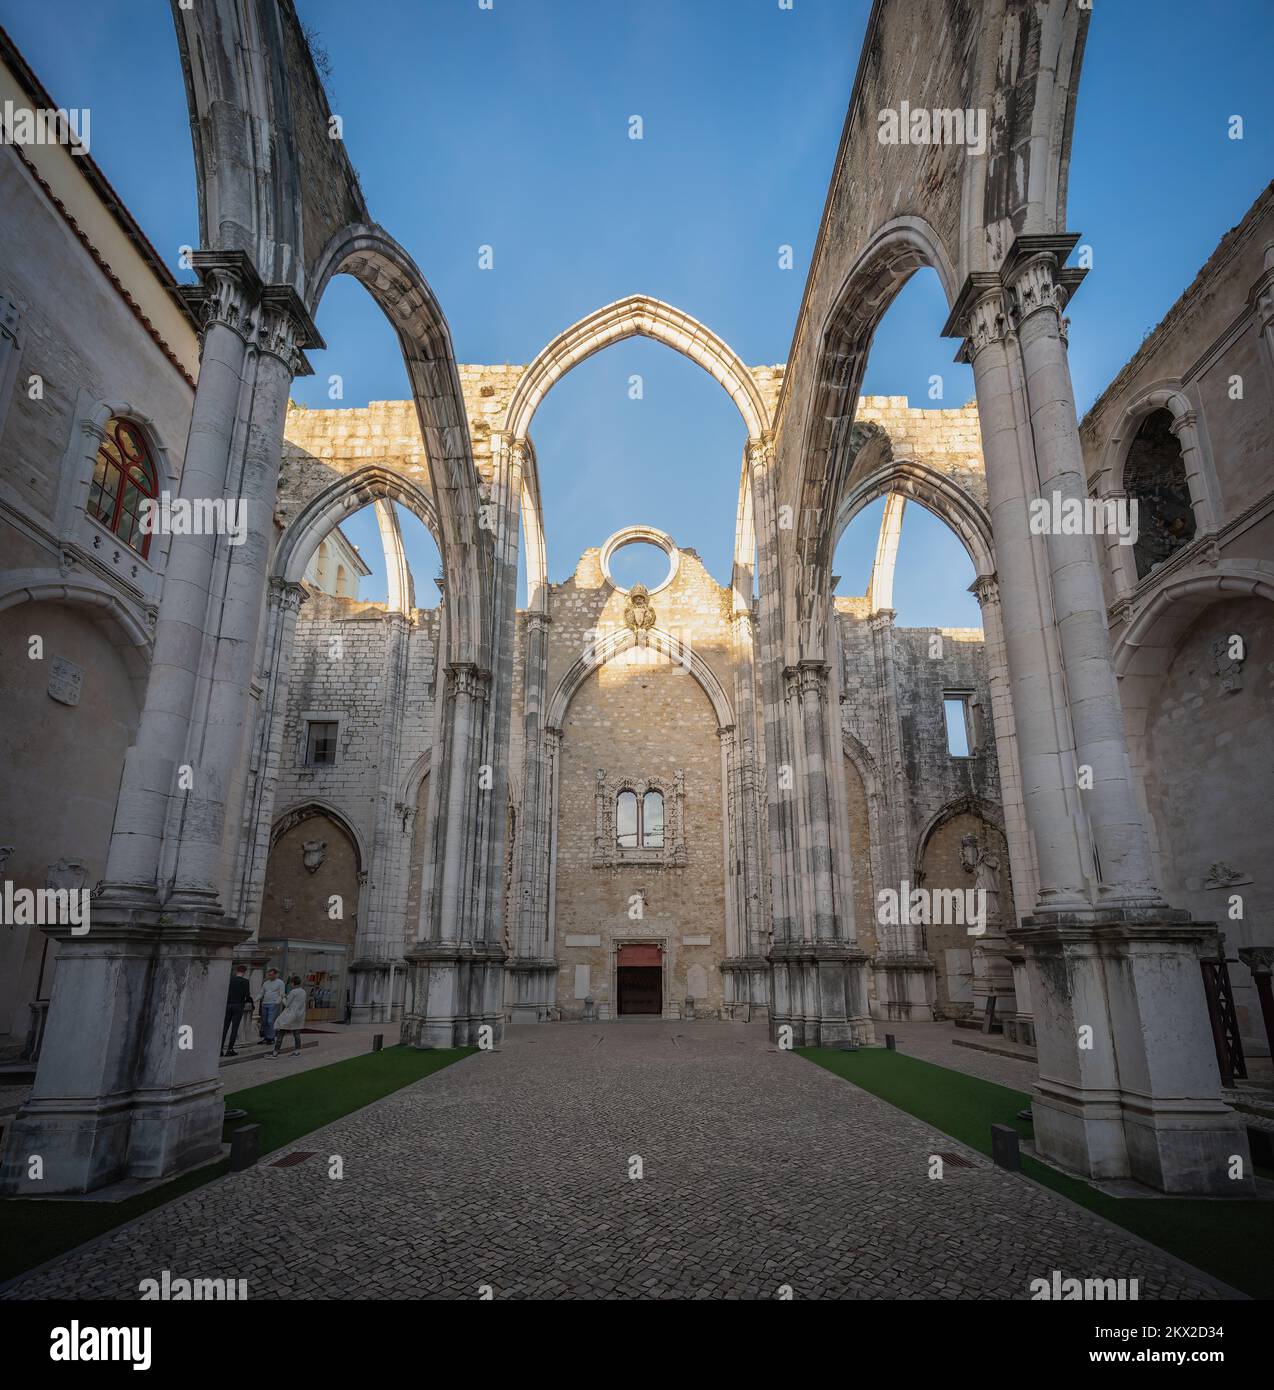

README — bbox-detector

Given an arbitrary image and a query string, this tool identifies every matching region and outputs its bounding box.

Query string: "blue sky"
[5,0,1271,621]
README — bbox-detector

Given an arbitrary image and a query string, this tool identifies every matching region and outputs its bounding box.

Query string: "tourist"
[258,967,286,1045]
[271,976,308,1059]
[220,964,251,1058]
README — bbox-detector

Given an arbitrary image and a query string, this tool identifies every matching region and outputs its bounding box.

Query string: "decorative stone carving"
[623,583,656,633]
[0,845,13,876]
[1210,633,1245,694]
[593,771,686,869]
[1203,861,1251,889]
[1238,947,1274,977]
[302,839,327,874]
[45,858,87,892]
[961,833,1002,923]
[47,655,84,707]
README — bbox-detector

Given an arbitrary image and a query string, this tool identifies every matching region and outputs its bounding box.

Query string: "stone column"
[403,663,503,1047]
[866,608,933,1019]
[968,574,1027,1025]
[770,659,872,1046]
[233,577,308,935]
[720,608,769,1016]
[509,606,557,1023]
[350,610,412,1022]
[1007,244,1158,904]
[0,254,320,1195]
[944,242,1251,1194]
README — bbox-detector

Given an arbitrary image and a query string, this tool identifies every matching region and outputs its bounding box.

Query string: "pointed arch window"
[642,790,665,847]
[616,790,639,848]
[1124,408,1196,580]
[598,773,685,868]
[86,417,157,557]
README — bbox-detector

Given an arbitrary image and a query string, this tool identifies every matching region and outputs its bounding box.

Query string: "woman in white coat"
[270,976,308,1058]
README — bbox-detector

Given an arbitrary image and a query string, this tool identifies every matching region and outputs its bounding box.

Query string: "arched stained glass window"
[87,417,158,557]
[642,790,665,847]
[616,790,639,848]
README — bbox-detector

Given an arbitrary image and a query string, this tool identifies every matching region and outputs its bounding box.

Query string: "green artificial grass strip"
[0,1044,473,1285]
[800,1046,1274,1300]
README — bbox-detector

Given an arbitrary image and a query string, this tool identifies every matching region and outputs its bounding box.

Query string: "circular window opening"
[609,540,674,592]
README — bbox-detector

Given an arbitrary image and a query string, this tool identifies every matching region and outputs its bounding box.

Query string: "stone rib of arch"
[545,625,734,733]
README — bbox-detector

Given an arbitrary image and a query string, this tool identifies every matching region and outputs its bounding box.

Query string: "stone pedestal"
[971,927,1017,1021]
[873,953,936,1021]
[770,944,874,1047]
[1011,911,1254,1194]
[506,958,558,1024]
[401,942,506,1048]
[0,904,246,1195]
[721,955,771,1020]
[1004,950,1036,1046]
[348,958,405,1024]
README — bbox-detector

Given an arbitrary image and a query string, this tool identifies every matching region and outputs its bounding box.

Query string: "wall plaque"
[48,655,83,707]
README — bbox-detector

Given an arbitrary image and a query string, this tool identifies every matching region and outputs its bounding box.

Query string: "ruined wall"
[261,811,362,949]
[920,811,1010,1015]
[1142,596,1274,1047]
[553,652,726,1020]
[548,547,733,1018]
[0,603,140,1040]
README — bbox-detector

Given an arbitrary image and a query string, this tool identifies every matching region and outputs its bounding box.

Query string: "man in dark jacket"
[221,964,252,1057]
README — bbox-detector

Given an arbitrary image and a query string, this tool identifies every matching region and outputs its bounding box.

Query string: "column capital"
[268,576,309,613]
[178,252,323,376]
[867,607,896,633]
[968,573,999,609]
[1002,233,1087,331]
[745,435,774,471]
[256,286,324,377]
[1167,408,1199,437]
[445,662,492,701]
[526,609,552,635]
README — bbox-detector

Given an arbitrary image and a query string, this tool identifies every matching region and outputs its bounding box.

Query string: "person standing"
[258,967,286,1046]
[221,964,251,1057]
[271,976,308,1059]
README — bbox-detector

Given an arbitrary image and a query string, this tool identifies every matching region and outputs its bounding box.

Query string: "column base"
[401,942,507,1048]
[768,943,875,1047]
[348,958,404,1024]
[506,958,558,1024]
[872,952,936,1021]
[1010,909,1254,1195]
[0,899,247,1196]
[721,956,771,1020]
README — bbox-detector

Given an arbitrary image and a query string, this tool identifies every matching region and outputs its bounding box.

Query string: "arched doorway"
[261,805,364,1022]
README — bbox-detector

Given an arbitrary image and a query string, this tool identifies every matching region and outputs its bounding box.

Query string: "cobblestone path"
[3,1022,1231,1300]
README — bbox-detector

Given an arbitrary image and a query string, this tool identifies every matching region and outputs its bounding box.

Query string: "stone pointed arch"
[790,218,959,655]
[506,294,770,444]
[912,793,1005,882]
[0,569,152,700]
[172,0,366,292]
[545,626,734,733]
[274,463,441,589]
[833,457,996,581]
[269,798,368,871]
[306,222,488,665]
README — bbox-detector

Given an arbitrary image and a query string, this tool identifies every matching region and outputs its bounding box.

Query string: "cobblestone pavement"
[3,1022,1232,1300]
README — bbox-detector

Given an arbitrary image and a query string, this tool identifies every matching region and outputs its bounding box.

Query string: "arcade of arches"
[0,3,1271,1208]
